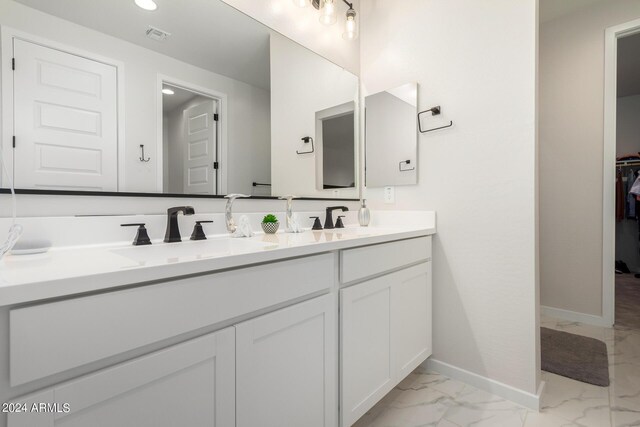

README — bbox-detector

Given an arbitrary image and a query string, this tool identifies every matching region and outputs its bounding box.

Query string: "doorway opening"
[161,83,218,195]
[158,78,227,195]
[605,19,640,329]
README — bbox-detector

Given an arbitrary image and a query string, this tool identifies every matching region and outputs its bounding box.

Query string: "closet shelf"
[616,160,640,167]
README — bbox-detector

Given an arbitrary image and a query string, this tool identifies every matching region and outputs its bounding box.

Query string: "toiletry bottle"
[358,199,370,227]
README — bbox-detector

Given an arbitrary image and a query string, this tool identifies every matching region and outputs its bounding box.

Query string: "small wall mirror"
[365,83,418,187]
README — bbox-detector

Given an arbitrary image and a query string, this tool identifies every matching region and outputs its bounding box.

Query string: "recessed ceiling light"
[135,0,157,11]
[162,88,174,95]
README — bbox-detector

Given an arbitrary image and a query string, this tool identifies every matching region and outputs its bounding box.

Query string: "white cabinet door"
[236,294,337,427]
[391,262,432,380]
[13,39,118,191]
[340,273,394,427]
[8,328,235,427]
[340,262,431,427]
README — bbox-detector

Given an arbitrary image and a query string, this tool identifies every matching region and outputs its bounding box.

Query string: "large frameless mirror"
[0,0,359,199]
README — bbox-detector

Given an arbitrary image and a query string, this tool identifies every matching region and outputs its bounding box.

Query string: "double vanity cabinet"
[1,230,433,427]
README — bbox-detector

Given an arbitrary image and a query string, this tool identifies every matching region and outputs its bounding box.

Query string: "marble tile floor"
[353,316,640,427]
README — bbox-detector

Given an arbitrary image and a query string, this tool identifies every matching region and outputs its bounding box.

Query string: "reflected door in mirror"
[183,99,217,195]
[13,39,118,191]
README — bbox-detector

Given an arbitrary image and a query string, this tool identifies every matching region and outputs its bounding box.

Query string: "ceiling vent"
[146,26,171,42]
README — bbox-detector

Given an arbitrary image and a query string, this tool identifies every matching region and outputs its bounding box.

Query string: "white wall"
[221,0,359,75]
[226,84,271,196]
[360,0,539,398]
[539,0,640,317]
[0,0,270,194]
[270,33,359,199]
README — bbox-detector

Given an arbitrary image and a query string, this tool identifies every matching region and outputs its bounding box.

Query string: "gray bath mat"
[541,327,609,387]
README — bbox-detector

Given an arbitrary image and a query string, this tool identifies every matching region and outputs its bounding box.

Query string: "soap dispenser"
[358,199,370,227]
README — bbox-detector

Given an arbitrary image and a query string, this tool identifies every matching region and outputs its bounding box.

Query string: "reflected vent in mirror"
[146,26,171,42]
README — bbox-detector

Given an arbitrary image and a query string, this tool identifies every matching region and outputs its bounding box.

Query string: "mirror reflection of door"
[162,84,218,195]
[321,112,355,189]
[13,38,118,191]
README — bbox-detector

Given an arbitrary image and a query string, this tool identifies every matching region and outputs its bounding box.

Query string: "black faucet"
[324,206,349,229]
[164,206,195,243]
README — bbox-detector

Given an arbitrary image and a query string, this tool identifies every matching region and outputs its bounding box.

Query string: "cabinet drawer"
[340,236,431,284]
[10,253,334,386]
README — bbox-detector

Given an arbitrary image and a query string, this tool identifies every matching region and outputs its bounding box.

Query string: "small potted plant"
[261,214,280,234]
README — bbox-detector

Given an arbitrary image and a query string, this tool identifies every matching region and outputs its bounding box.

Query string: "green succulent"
[262,214,278,223]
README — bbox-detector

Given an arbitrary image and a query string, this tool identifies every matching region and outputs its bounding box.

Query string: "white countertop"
[0,225,435,306]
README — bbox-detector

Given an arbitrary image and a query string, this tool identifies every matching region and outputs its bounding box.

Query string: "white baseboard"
[541,305,612,328]
[424,359,544,410]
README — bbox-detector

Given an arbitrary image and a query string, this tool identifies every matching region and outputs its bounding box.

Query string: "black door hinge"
[213,161,219,170]
[12,136,15,148]
[11,58,15,71]
[213,113,219,121]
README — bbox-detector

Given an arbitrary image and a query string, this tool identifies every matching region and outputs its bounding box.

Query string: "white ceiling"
[618,32,640,97]
[539,0,609,23]
[14,0,272,90]
[162,85,202,112]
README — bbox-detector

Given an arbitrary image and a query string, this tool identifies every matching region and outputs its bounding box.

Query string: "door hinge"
[213,161,219,170]
[11,58,15,71]
[213,113,219,121]
[12,136,15,148]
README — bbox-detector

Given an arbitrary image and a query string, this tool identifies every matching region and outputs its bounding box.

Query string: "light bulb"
[162,88,174,95]
[319,0,337,25]
[292,0,307,7]
[343,8,357,40]
[134,0,157,11]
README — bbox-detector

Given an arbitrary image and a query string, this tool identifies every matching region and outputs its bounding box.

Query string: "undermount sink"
[111,238,272,264]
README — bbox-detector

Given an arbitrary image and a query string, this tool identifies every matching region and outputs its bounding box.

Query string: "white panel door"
[340,276,394,427]
[13,39,118,191]
[8,328,236,427]
[183,100,217,194]
[236,294,337,427]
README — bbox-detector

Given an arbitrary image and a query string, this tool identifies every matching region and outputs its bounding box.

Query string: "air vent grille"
[146,26,171,41]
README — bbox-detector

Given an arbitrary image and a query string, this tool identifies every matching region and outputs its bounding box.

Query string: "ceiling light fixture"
[134,0,157,11]
[162,88,175,95]
[318,0,337,26]
[342,2,357,40]
[307,0,357,39]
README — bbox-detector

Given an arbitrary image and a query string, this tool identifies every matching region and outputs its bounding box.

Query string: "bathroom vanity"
[0,221,435,427]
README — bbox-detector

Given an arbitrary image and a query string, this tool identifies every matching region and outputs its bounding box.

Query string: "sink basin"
[111,238,272,265]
